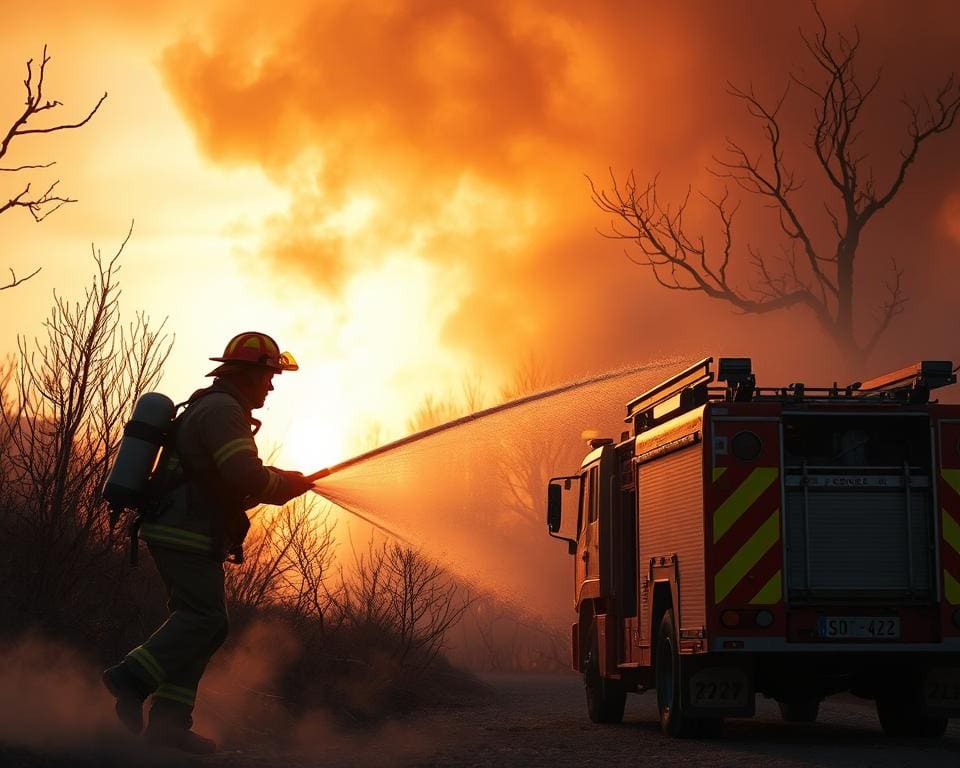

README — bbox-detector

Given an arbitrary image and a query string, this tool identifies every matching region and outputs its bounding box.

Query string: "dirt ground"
[2,674,959,768]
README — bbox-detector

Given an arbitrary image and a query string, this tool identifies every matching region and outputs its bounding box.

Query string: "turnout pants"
[121,543,228,726]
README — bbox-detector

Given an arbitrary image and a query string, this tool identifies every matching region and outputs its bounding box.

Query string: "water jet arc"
[305,361,663,484]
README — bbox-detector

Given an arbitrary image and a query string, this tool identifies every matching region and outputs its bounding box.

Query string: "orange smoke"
[160,1,960,404]
[0,636,119,749]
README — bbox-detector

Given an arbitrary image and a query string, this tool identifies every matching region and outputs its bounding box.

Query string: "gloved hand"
[275,469,315,504]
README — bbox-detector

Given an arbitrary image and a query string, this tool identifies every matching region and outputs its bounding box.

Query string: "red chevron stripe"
[943,501,960,531]
[720,545,783,605]
[709,465,753,495]
[941,475,960,517]
[941,541,960,575]
[712,478,782,564]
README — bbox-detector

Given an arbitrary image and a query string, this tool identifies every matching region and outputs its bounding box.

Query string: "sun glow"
[260,248,473,473]
[245,161,543,474]
[324,195,378,236]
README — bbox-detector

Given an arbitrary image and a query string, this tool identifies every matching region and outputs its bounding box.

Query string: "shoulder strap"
[129,385,256,565]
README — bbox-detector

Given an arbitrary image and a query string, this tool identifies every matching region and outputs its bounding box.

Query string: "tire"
[778,698,820,723]
[655,609,698,737]
[583,625,626,724]
[876,696,948,738]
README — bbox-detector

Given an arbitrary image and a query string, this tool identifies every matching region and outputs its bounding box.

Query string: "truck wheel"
[583,626,626,723]
[876,696,948,738]
[655,609,697,738]
[778,698,820,723]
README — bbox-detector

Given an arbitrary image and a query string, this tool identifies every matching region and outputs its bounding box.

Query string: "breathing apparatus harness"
[115,384,260,565]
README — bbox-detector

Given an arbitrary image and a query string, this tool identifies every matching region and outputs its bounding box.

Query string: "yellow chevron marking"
[712,467,727,482]
[713,467,779,543]
[943,469,960,496]
[715,509,780,602]
[944,511,960,555]
[945,570,960,605]
[749,569,782,605]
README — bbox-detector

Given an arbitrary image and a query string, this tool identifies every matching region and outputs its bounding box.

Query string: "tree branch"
[1,46,107,290]
[0,45,107,161]
[1,266,42,291]
[863,259,907,358]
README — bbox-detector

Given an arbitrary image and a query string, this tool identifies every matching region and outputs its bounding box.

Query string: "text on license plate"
[818,616,900,639]
[689,668,750,707]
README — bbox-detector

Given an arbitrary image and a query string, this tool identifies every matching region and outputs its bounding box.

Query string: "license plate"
[689,668,749,708]
[817,616,900,639]
[925,668,960,708]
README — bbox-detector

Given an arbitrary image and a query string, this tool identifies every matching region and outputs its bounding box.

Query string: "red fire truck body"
[547,357,960,737]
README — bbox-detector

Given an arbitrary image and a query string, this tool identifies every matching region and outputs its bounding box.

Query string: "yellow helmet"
[208,332,298,375]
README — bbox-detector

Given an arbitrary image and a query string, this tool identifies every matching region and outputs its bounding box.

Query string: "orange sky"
[2,1,959,470]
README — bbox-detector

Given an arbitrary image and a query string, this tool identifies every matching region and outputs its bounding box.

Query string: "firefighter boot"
[101,664,147,734]
[145,702,217,755]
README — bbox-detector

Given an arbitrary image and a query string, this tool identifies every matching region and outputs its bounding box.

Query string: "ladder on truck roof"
[625,358,956,435]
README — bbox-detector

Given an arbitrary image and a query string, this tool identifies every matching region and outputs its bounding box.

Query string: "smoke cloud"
[159,0,960,387]
[0,635,120,752]
[188,620,480,764]
[192,619,301,742]
[0,626,455,764]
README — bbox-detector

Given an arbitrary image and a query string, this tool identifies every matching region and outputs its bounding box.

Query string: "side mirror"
[547,482,562,533]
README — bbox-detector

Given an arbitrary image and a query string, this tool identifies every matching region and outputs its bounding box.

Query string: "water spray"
[303,359,687,550]
[306,359,683,483]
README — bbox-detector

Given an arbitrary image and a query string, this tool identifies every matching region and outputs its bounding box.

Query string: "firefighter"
[101,331,314,754]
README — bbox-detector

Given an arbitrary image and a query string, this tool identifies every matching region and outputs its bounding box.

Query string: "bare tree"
[459,594,569,673]
[591,3,959,362]
[1,45,107,291]
[0,232,170,630]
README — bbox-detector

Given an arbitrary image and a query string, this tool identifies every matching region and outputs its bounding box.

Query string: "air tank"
[102,392,176,511]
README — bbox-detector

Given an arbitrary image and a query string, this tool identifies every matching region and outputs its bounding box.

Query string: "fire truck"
[547,357,960,737]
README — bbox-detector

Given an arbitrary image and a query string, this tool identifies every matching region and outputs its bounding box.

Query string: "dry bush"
[450,593,569,674]
[0,239,171,652]
[219,500,479,721]
[333,539,471,671]
[226,496,337,629]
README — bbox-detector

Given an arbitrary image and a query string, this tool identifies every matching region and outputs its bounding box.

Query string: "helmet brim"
[207,352,298,377]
